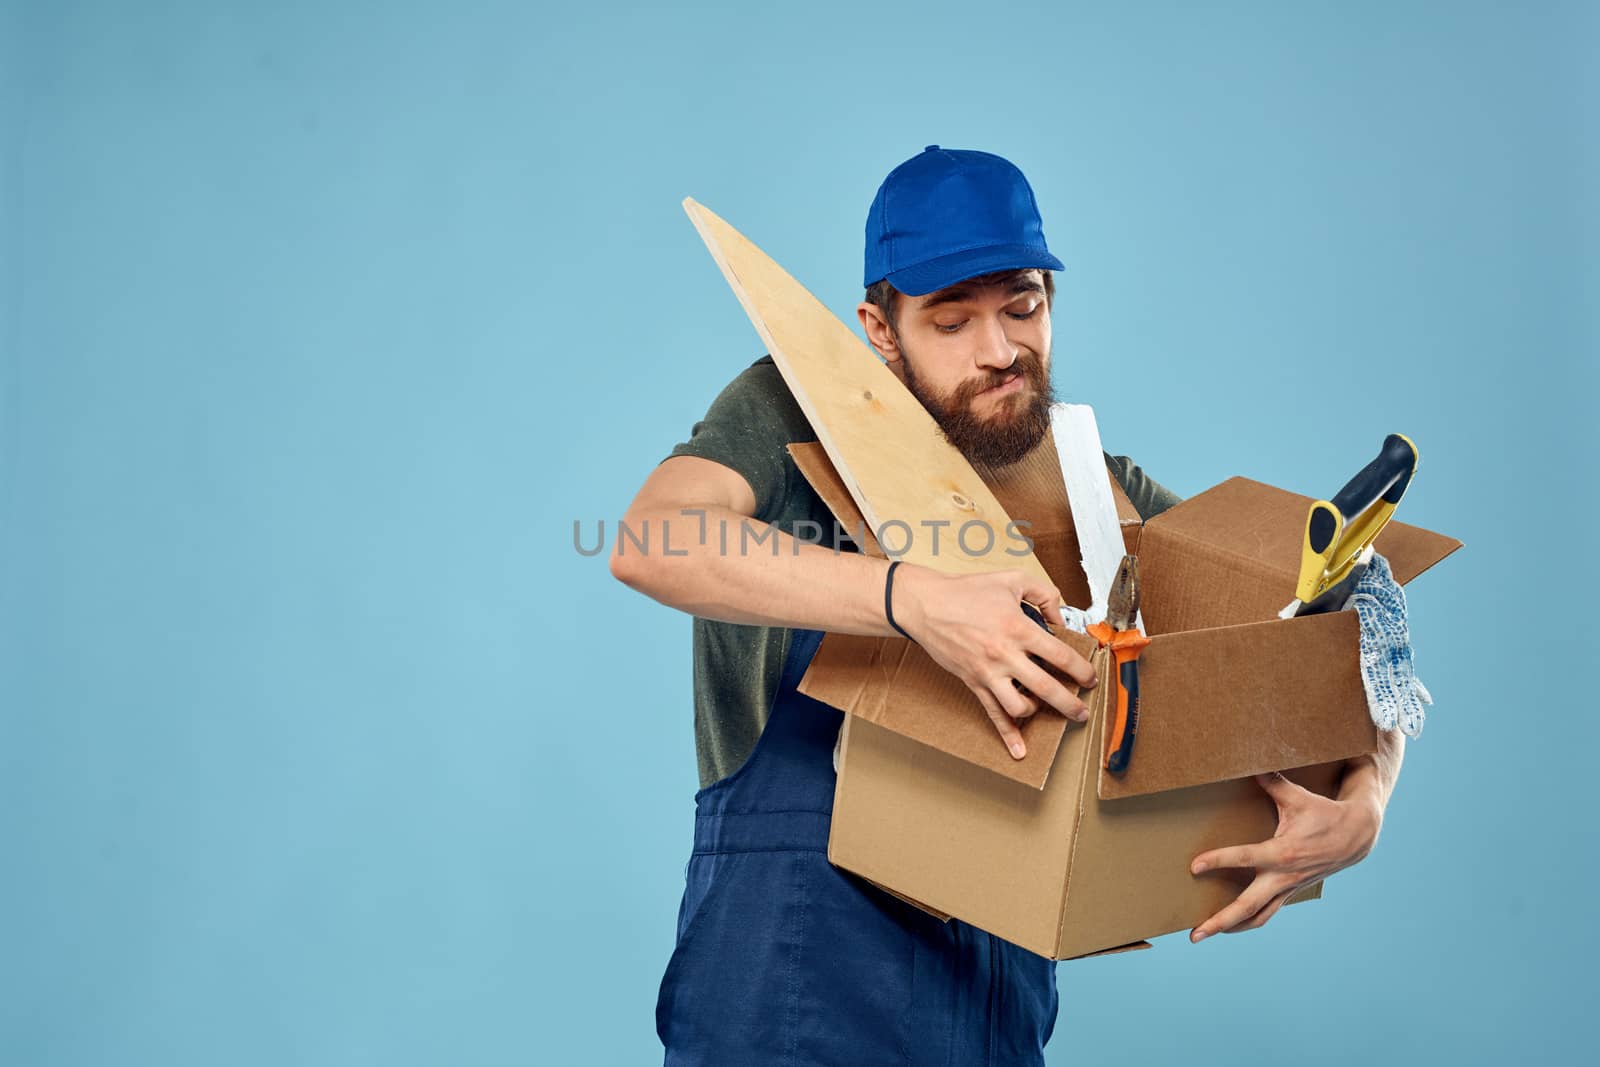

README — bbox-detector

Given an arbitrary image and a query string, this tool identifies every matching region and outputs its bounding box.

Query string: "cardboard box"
[792,435,1460,960]
[680,195,1462,961]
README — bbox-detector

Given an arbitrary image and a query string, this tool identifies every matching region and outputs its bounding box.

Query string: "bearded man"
[611,146,1397,1066]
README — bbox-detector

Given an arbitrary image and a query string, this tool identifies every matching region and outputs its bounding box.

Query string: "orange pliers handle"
[1086,622,1151,773]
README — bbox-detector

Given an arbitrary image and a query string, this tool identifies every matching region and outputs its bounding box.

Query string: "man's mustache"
[953,352,1045,404]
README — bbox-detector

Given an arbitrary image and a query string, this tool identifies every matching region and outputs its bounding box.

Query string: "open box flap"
[1140,476,1463,634]
[1095,611,1376,800]
[790,437,1127,789]
[809,627,1098,790]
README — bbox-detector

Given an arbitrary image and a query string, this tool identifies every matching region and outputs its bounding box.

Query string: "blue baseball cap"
[863,145,1064,297]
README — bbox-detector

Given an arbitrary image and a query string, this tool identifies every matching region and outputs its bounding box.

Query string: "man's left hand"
[1186,770,1382,942]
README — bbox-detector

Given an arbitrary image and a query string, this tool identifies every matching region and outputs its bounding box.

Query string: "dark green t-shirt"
[664,354,1182,789]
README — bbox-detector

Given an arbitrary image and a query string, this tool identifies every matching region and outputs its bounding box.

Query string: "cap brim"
[884,244,1065,297]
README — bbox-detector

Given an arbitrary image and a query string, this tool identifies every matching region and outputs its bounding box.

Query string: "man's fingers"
[1022,628,1098,689]
[973,686,1027,760]
[1006,682,1044,720]
[1190,840,1283,876]
[1012,658,1089,722]
[1190,874,1286,943]
[1255,771,1312,807]
[1228,887,1296,933]
[989,673,1039,726]
[1016,575,1064,619]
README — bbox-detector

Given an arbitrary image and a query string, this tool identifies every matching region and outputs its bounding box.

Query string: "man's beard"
[899,342,1057,469]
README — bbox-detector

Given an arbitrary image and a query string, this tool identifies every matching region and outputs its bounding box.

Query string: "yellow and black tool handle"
[1295,433,1419,610]
[1329,432,1417,522]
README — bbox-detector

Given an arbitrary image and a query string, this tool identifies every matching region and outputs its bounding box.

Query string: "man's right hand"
[890,564,1098,760]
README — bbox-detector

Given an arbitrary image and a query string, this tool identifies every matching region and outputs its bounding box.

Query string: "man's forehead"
[915,270,1046,310]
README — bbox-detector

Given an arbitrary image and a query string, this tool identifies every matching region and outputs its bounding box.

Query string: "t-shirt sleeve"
[1104,453,1184,521]
[661,355,818,523]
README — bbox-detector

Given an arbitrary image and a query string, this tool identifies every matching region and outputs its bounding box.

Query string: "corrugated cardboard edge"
[861,874,953,923]
[1064,939,1154,961]
[1054,645,1114,959]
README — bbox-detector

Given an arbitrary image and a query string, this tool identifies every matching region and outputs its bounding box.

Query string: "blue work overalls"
[656,627,1060,1066]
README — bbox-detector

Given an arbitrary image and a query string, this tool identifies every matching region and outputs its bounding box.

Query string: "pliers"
[1086,554,1150,774]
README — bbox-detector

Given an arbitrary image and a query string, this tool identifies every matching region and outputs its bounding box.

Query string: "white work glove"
[1344,552,1432,737]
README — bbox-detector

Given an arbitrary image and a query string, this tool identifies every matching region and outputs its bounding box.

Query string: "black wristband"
[884,560,914,642]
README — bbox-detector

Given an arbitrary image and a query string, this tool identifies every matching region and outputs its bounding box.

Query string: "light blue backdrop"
[3,1,1594,1064]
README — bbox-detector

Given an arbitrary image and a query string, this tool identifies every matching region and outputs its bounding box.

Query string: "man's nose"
[974,316,1018,371]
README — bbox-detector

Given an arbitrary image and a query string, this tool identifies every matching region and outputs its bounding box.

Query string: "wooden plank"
[683,198,1052,584]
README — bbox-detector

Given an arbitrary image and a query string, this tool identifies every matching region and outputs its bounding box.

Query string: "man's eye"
[935,321,966,334]
[1008,305,1040,321]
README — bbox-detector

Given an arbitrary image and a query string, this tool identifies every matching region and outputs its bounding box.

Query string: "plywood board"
[684,198,1053,585]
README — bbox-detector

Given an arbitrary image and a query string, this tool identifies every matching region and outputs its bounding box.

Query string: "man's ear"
[856,302,902,364]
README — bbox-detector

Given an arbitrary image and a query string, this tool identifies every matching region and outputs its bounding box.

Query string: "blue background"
[3,1,1593,1063]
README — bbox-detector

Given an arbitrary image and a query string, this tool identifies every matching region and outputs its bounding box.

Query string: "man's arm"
[609,455,905,635]
[1339,726,1405,813]
[610,455,1099,758]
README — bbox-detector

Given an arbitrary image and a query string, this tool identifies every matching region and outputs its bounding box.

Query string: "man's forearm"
[609,505,900,636]
[1337,727,1405,815]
